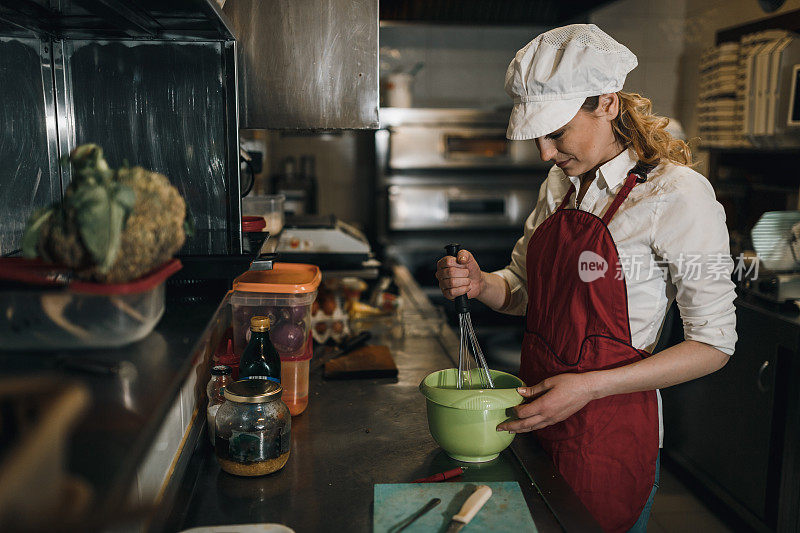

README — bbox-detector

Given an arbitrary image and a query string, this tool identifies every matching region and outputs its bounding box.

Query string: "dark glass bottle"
[239,316,281,383]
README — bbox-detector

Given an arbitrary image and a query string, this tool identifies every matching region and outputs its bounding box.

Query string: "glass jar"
[214,379,291,477]
[207,365,232,444]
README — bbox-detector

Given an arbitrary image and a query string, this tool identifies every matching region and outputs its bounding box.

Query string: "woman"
[436,24,736,532]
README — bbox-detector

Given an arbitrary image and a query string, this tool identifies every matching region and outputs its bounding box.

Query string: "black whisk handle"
[444,243,470,314]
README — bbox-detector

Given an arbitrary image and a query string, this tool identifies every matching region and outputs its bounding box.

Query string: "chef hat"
[505,24,638,140]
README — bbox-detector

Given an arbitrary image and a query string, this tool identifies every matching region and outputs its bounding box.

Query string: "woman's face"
[534,94,621,177]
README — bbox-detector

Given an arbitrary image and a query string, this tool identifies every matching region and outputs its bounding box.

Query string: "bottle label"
[243,375,281,384]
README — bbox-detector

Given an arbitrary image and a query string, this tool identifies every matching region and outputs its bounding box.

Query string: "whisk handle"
[445,243,470,314]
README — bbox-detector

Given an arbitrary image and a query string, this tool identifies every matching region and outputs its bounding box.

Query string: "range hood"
[380,0,615,26]
[223,0,379,130]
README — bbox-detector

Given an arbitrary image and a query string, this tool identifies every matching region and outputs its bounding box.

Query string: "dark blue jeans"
[627,451,661,532]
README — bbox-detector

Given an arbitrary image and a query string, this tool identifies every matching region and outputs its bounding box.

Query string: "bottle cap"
[224,379,283,403]
[250,316,270,332]
[211,365,232,376]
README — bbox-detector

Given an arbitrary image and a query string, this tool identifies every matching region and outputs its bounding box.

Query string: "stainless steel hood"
[223,0,379,130]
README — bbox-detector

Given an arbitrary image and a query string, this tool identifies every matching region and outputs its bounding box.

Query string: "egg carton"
[311,305,351,344]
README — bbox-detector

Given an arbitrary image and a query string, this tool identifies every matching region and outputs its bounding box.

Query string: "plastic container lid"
[242,216,266,232]
[0,257,182,295]
[233,263,321,294]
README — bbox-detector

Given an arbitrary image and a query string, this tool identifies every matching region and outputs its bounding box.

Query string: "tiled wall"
[590,0,688,120]
[379,24,547,108]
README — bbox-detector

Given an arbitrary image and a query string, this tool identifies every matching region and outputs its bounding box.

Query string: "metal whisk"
[445,244,494,390]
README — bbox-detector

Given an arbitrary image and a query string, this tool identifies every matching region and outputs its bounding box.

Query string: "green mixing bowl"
[419,369,525,462]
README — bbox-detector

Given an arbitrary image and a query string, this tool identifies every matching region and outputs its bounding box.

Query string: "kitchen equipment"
[179,525,295,533]
[310,331,372,371]
[445,485,492,533]
[747,211,800,301]
[373,482,537,533]
[419,369,523,462]
[0,258,181,350]
[411,467,464,483]
[445,244,493,389]
[376,108,546,357]
[392,497,440,532]
[275,215,375,273]
[214,379,291,477]
[232,263,321,415]
[242,194,286,236]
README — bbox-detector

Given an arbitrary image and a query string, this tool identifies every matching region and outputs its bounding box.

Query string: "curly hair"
[582,92,692,167]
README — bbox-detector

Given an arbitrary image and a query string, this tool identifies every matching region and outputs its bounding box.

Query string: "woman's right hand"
[436,249,484,300]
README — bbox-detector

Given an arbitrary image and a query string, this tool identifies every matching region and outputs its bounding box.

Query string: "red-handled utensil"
[411,467,464,483]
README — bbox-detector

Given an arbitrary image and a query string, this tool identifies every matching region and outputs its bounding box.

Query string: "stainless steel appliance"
[375,108,548,360]
[376,107,546,278]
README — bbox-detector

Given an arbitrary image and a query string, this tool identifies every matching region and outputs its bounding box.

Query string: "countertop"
[0,293,222,528]
[164,266,601,533]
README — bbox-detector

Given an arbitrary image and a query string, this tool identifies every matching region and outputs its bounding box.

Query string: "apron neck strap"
[599,160,657,225]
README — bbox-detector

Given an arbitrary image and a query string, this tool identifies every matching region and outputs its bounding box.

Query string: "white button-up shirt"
[494,149,738,447]
[494,148,738,357]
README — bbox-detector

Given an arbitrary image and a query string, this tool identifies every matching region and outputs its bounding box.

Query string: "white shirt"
[493,148,738,446]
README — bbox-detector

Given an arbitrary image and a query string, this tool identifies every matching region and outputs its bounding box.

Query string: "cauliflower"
[22,144,186,283]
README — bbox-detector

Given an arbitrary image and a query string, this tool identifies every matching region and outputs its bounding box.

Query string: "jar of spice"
[214,379,291,476]
[207,365,232,444]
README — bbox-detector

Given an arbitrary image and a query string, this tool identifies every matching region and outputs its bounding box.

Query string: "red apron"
[520,164,659,532]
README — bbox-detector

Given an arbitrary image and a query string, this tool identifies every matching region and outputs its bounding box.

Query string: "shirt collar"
[559,148,638,192]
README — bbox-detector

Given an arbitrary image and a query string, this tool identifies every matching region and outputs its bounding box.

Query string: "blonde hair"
[582,92,692,167]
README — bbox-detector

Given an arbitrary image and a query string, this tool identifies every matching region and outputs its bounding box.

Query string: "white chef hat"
[505,24,638,140]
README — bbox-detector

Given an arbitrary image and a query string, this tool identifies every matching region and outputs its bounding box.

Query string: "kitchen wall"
[240,130,375,231]
[590,0,687,120]
[379,24,547,108]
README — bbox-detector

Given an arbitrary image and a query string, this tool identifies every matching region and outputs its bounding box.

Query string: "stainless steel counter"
[164,266,600,532]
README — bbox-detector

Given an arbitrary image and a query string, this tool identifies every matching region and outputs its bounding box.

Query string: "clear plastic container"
[0,258,181,350]
[231,264,321,356]
[242,194,285,235]
[231,263,321,415]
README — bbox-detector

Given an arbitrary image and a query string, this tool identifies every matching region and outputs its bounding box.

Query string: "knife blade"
[392,497,441,532]
[445,485,492,533]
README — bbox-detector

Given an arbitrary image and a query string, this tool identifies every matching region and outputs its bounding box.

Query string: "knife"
[445,485,492,533]
[392,497,441,532]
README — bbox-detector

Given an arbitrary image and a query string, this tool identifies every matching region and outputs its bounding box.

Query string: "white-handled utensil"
[445,485,493,532]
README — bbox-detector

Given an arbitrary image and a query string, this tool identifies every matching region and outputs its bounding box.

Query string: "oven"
[374,108,550,371]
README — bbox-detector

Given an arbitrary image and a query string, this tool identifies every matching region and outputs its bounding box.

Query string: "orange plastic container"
[232,263,321,416]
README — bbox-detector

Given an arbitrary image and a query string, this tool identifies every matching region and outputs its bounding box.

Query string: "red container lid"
[233,263,321,294]
[0,257,182,295]
[242,215,266,232]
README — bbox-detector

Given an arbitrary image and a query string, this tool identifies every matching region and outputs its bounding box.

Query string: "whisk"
[445,244,494,390]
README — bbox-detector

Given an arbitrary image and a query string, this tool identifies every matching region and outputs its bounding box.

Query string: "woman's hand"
[496,373,597,433]
[436,249,484,300]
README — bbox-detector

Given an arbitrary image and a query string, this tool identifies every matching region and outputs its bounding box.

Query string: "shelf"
[716,8,800,44]
[0,0,235,41]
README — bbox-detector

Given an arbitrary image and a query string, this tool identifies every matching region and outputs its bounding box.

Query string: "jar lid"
[224,379,283,403]
[233,263,321,294]
[250,315,270,332]
[211,365,232,376]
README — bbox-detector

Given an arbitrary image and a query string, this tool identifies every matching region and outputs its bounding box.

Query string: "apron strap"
[600,160,657,225]
[556,185,575,211]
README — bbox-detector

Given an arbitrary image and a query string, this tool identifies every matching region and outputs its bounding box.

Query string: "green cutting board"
[373,481,538,533]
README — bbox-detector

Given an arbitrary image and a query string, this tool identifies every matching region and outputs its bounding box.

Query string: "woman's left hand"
[496,373,596,433]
